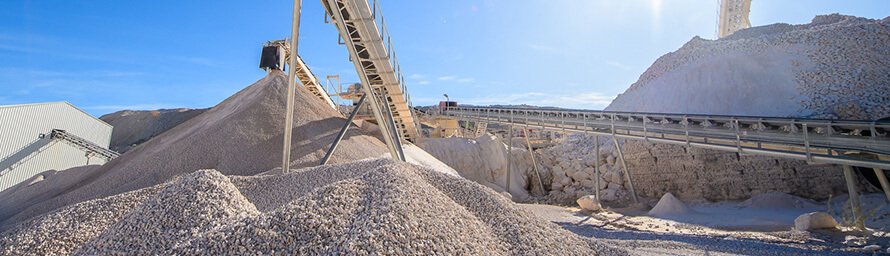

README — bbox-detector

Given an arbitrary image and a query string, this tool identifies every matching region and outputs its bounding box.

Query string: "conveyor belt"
[321,0,419,143]
[443,107,890,169]
[50,129,119,160]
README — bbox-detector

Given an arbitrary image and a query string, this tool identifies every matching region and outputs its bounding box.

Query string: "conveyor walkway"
[50,129,119,160]
[321,0,419,143]
[443,107,890,170]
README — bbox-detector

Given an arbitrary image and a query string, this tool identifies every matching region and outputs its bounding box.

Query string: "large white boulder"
[576,195,602,212]
[793,212,838,231]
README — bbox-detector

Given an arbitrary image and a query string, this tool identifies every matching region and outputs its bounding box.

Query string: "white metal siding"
[0,102,113,192]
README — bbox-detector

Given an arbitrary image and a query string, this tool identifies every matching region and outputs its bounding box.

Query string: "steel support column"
[320,94,367,165]
[613,139,639,203]
[842,165,865,230]
[281,0,302,173]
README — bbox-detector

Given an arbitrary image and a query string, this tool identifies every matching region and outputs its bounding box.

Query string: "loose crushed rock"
[608,14,890,119]
[0,187,159,255]
[0,159,627,255]
[1,70,386,231]
[76,170,259,254]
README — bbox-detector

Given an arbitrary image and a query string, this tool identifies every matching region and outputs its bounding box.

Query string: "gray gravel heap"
[1,70,386,231]
[0,159,627,255]
[77,170,259,254]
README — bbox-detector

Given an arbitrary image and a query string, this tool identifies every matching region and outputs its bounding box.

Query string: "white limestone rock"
[793,212,838,231]
[576,195,602,212]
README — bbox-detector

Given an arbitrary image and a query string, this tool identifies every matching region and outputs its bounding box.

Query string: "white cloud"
[417,81,430,85]
[438,76,457,81]
[457,77,475,83]
[527,43,563,54]
[605,61,632,71]
[459,91,616,109]
[408,74,425,80]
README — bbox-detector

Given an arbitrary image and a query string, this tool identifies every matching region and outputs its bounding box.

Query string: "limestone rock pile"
[608,14,890,119]
[0,159,625,255]
[537,134,630,204]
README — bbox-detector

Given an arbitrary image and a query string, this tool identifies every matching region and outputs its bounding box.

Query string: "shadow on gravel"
[557,222,861,256]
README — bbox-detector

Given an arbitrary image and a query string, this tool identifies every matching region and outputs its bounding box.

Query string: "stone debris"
[793,212,839,231]
[0,159,626,255]
[537,134,628,205]
[647,193,694,217]
[0,71,386,231]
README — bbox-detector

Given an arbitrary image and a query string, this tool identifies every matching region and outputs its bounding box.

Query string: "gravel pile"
[0,159,626,255]
[608,14,890,119]
[0,70,386,231]
[100,108,207,153]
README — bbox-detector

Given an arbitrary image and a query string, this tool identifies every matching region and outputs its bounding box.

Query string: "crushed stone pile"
[648,193,695,217]
[607,14,890,119]
[0,70,386,231]
[418,135,534,201]
[100,108,207,153]
[0,159,626,255]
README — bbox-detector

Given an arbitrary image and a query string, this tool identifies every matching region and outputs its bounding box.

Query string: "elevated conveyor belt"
[50,129,119,160]
[443,107,890,170]
[294,55,338,110]
[321,0,419,143]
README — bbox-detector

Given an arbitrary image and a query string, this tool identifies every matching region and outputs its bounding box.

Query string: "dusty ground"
[521,203,889,255]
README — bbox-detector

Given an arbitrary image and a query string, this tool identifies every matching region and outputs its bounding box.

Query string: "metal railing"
[443,106,890,169]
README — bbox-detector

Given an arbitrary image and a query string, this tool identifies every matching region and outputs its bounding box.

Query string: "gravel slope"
[0,71,386,231]
[0,159,627,255]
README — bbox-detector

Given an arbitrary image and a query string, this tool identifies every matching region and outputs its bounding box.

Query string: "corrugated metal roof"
[0,101,112,128]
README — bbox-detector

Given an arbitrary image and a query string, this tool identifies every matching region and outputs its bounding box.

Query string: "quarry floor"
[521,198,890,256]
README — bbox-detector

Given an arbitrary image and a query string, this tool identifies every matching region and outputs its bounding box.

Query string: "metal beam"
[281,0,302,173]
[320,94,367,165]
[842,165,865,230]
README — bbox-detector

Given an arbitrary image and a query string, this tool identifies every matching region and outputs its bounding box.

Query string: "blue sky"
[1,1,887,116]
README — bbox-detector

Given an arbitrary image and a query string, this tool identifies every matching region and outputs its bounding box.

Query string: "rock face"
[0,71,387,231]
[620,141,847,201]
[0,159,626,255]
[793,212,838,231]
[100,108,207,153]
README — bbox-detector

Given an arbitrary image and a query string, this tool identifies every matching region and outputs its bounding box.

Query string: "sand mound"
[0,159,625,255]
[648,193,695,217]
[741,192,821,209]
[607,14,890,119]
[100,108,207,153]
[0,71,386,230]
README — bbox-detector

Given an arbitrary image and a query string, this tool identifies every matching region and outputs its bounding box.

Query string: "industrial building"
[0,102,116,192]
